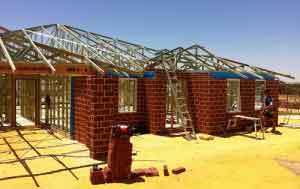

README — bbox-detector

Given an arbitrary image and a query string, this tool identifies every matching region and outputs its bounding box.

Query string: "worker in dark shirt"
[261,89,276,132]
[45,95,51,126]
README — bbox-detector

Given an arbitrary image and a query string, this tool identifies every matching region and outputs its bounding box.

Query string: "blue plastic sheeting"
[106,70,142,78]
[240,72,261,80]
[210,71,274,80]
[105,70,274,80]
[211,71,243,79]
[143,71,156,79]
[256,72,275,80]
[106,70,130,77]
[105,70,156,79]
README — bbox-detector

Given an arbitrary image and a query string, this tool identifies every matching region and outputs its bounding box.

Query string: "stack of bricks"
[107,136,132,181]
[90,124,133,184]
[104,125,133,181]
[144,72,167,134]
[90,166,105,185]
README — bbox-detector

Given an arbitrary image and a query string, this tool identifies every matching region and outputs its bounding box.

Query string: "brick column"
[144,73,166,134]
[206,79,227,134]
[73,76,90,145]
[87,77,118,160]
[266,80,280,125]
[240,80,255,116]
[187,73,210,133]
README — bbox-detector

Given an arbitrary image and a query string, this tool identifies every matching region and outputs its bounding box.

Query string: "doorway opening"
[0,75,12,127]
[40,77,71,134]
[16,79,38,127]
[165,80,189,130]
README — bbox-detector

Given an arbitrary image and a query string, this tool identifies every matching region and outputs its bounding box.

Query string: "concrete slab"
[0,127,300,188]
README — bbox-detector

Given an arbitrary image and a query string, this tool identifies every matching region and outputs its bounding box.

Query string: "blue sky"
[1,0,299,81]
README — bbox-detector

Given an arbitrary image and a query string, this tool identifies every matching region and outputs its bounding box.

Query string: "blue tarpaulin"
[105,70,273,80]
[210,71,274,80]
[143,71,156,79]
[105,70,140,78]
[105,70,156,79]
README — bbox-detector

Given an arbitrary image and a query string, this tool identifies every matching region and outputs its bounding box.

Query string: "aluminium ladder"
[161,57,197,140]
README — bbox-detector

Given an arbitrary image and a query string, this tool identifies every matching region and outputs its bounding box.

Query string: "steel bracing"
[0,24,294,79]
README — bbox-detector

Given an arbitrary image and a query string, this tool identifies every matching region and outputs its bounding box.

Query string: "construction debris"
[163,165,170,176]
[131,167,160,178]
[199,134,214,141]
[103,167,113,183]
[90,166,105,185]
[172,167,186,175]
[107,125,133,182]
[131,168,146,178]
[145,167,159,177]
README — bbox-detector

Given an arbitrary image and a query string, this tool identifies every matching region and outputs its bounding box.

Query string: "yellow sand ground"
[0,126,300,189]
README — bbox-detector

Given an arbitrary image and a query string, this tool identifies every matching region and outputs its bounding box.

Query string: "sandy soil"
[0,126,300,189]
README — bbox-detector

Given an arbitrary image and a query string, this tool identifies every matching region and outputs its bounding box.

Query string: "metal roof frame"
[148,44,294,79]
[0,24,294,79]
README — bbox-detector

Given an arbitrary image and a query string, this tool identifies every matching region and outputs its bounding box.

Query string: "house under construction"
[0,24,294,160]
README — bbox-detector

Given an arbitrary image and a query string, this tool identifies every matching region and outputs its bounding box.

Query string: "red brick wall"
[73,76,146,160]
[204,78,280,134]
[73,77,90,145]
[205,79,227,134]
[144,72,167,134]
[179,74,278,134]
[266,80,280,125]
[143,73,265,135]
[86,77,118,160]
[73,73,280,160]
[143,72,225,134]
[186,73,211,133]
[143,72,220,134]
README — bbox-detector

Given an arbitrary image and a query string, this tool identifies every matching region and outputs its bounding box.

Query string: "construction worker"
[261,89,277,133]
[45,94,51,126]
